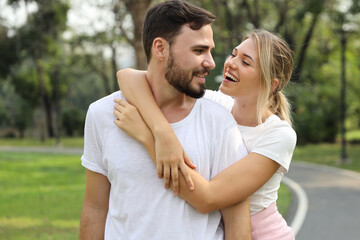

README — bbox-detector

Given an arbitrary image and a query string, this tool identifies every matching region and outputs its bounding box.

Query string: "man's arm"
[80,169,111,240]
[221,198,252,240]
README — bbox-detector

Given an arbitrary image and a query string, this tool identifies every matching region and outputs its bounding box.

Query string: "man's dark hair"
[143,0,216,63]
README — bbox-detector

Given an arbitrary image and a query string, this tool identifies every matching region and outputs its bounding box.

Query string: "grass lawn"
[292,143,360,172]
[0,149,291,239]
[0,152,85,240]
[0,137,84,148]
[278,183,291,216]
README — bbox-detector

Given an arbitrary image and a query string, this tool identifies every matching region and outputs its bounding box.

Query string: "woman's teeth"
[225,72,238,82]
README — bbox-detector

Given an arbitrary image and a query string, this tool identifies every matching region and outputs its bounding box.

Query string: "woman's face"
[219,38,261,100]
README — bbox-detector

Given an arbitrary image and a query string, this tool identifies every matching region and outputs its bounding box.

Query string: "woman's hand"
[113,99,196,195]
[113,99,153,146]
[154,129,196,194]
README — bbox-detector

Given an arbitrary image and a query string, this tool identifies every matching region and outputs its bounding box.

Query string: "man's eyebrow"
[191,45,214,50]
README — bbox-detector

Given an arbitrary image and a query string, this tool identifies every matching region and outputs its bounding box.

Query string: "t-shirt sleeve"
[81,105,108,176]
[210,123,248,179]
[252,124,296,173]
[204,90,235,112]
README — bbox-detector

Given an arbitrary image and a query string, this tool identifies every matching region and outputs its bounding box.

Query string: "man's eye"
[195,49,204,53]
[230,53,235,57]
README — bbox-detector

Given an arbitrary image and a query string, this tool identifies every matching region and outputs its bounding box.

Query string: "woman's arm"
[114,101,252,238]
[116,68,195,194]
[113,99,281,213]
[221,198,251,240]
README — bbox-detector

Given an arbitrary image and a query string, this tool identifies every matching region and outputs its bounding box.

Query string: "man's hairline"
[149,23,215,62]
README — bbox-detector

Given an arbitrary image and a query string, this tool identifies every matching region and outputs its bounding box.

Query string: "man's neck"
[146,68,196,123]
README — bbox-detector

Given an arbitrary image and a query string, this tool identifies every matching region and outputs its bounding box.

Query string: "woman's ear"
[152,37,168,61]
[271,78,279,92]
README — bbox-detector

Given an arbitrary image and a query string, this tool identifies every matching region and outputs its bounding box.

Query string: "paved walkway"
[285,162,360,240]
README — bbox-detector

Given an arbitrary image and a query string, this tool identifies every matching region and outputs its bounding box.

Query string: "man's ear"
[271,78,279,92]
[152,37,168,61]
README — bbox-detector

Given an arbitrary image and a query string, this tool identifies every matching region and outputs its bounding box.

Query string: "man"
[80,1,250,239]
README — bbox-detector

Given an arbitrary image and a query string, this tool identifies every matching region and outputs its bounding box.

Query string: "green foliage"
[0,79,34,137]
[11,59,40,105]
[293,83,340,144]
[0,0,359,144]
[345,130,360,143]
[62,108,85,137]
[0,28,18,78]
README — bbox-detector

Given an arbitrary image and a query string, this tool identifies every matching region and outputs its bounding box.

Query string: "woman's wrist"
[152,125,174,140]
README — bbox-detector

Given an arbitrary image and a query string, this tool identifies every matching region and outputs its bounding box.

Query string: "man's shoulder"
[196,98,236,126]
[89,91,122,113]
[198,97,233,116]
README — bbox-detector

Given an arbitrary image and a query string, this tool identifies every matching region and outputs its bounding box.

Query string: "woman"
[114,29,296,239]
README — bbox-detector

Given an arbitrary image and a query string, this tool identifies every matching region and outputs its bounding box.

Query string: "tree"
[331,0,360,162]
[119,0,152,70]
[2,0,70,140]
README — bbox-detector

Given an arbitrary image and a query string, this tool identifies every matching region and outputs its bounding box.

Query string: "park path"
[285,161,360,240]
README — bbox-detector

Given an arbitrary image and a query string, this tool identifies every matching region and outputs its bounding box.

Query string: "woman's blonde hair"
[244,29,294,126]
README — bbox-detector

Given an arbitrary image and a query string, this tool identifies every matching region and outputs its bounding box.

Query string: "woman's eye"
[230,53,236,57]
[242,60,250,66]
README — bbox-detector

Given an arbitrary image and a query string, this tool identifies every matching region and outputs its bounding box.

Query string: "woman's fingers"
[113,98,129,106]
[184,152,196,169]
[171,164,179,195]
[179,162,194,191]
[157,163,163,178]
[163,164,170,189]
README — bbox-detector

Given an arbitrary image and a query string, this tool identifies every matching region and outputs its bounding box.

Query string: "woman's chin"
[219,84,231,96]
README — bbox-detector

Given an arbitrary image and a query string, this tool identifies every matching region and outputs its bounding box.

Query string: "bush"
[62,107,85,136]
[293,83,339,145]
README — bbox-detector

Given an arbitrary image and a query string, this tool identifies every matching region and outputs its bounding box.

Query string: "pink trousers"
[250,202,295,240]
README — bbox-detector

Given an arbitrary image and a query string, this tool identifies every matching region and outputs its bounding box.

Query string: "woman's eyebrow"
[243,53,254,63]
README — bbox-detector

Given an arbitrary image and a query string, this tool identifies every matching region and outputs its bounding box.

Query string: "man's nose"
[203,53,216,70]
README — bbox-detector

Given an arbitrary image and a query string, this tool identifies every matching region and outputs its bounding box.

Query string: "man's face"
[165,24,215,98]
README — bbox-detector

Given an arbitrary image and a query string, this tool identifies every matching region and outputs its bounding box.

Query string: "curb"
[282,176,308,236]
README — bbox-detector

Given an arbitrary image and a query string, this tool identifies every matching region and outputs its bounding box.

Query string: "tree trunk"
[43,93,55,138]
[34,53,55,140]
[339,29,348,163]
[85,54,112,94]
[292,13,319,83]
[53,66,61,145]
[122,0,152,70]
[112,45,119,91]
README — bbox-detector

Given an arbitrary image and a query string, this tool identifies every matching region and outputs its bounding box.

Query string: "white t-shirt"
[204,90,297,214]
[81,91,248,240]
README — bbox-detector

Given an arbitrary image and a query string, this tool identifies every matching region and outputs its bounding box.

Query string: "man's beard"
[165,51,208,99]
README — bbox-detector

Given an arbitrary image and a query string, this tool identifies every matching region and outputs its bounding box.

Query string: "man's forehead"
[175,24,215,49]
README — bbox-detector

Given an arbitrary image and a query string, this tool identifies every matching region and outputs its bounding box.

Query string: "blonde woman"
[114,29,296,239]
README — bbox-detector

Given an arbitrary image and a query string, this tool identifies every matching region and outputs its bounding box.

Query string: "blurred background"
[0,0,359,147]
[0,0,359,239]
